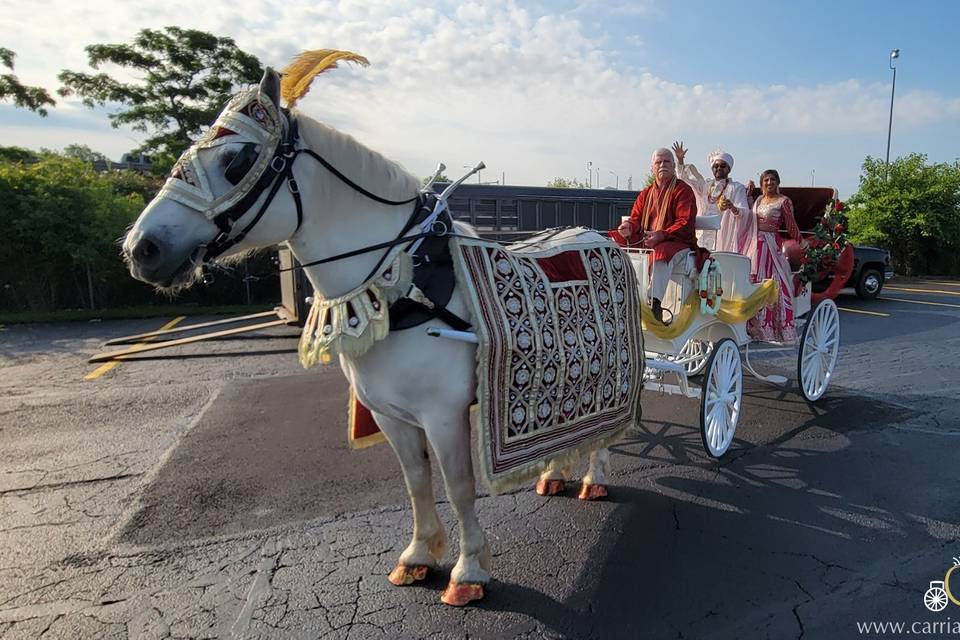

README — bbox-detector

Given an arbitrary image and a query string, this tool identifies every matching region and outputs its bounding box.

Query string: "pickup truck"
[811,245,894,300]
[846,245,895,299]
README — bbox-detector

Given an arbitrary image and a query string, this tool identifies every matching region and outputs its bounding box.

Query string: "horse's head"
[123,68,298,290]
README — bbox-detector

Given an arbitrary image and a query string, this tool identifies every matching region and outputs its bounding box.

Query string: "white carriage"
[628,214,840,458]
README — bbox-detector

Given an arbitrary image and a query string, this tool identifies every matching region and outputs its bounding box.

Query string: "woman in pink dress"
[746,169,802,343]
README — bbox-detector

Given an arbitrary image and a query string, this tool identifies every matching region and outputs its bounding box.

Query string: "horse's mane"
[294,111,421,203]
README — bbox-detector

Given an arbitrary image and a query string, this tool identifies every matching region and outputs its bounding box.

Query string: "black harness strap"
[299,148,418,207]
[198,110,469,332]
[202,112,304,264]
[393,294,472,331]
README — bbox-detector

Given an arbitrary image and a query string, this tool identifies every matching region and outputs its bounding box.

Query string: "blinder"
[225,143,260,186]
[158,82,467,330]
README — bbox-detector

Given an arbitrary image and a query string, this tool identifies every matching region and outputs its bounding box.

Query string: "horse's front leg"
[423,409,490,606]
[374,412,447,586]
[579,447,610,500]
[535,460,571,496]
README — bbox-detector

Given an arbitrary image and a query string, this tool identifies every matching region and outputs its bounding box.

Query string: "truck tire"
[856,268,883,300]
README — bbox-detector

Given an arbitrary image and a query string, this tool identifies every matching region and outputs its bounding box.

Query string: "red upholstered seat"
[747,186,836,236]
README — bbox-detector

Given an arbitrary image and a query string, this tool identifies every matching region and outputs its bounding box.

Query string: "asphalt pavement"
[1,277,959,639]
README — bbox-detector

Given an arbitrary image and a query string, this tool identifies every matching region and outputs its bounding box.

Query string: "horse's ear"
[259,67,281,107]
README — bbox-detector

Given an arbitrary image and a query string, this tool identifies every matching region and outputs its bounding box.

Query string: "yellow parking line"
[837,307,889,317]
[885,286,960,297]
[919,280,960,287]
[879,296,960,309]
[84,316,186,380]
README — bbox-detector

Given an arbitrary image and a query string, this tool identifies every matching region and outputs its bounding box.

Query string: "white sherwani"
[678,164,754,254]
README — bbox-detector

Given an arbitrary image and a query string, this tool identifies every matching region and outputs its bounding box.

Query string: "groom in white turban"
[672,142,754,254]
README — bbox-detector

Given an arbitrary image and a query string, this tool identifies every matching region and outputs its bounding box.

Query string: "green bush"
[0,150,280,312]
[847,154,960,276]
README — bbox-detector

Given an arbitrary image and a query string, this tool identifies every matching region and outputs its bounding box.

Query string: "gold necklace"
[708,180,727,203]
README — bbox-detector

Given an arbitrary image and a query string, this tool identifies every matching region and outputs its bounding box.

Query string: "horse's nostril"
[132,237,161,265]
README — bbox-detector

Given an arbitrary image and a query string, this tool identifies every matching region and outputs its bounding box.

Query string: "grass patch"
[0,304,275,325]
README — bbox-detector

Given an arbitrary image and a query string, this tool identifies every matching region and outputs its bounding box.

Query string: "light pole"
[811,169,815,186]
[885,48,900,170]
[609,170,619,189]
[587,161,592,188]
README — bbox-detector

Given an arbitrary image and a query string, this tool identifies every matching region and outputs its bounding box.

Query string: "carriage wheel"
[797,299,840,402]
[700,338,742,458]
[679,339,711,376]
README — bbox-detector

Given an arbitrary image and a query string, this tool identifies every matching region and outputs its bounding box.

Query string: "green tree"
[423,172,451,186]
[0,145,39,163]
[0,48,55,115]
[0,155,145,311]
[58,27,263,159]
[103,168,163,202]
[62,143,109,163]
[546,177,588,188]
[846,154,960,275]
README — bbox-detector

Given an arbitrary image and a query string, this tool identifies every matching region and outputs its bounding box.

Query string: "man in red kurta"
[618,147,701,323]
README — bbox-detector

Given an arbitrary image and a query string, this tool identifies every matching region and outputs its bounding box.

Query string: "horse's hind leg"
[375,413,447,586]
[423,410,490,606]
[578,448,610,500]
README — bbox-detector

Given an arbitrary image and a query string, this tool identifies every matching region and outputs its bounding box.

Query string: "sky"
[1,0,958,198]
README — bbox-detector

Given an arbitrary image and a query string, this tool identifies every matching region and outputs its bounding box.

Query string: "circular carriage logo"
[925,558,960,612]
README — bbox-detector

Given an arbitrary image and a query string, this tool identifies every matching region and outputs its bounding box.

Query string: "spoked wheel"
[797,299,840,401]
[700,338,742,458]
[678,339,712,376]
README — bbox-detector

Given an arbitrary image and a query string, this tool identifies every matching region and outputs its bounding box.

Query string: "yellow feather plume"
[280,49,370,108]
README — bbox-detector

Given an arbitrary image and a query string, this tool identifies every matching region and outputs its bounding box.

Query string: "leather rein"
[201,109,451,280]
[198,110,469,330]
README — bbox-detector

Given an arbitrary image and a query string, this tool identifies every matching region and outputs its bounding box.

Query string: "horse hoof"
[388,564,430,586]
[535,478,565,496]
[441,581,485,606]
[578,483,608,500]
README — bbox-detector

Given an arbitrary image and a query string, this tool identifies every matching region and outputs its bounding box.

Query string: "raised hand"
[671,141,687,165]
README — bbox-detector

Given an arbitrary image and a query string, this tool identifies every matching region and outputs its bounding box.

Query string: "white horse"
[122,66,611,606]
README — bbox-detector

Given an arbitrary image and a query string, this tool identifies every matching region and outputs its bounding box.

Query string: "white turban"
[708,149,734,171]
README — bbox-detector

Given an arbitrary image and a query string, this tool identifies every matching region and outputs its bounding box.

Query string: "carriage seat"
[694,214,721,231]
[710,251,759,301]
[663,251,763,315]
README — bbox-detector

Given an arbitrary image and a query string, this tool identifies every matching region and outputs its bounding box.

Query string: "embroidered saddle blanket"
[452,228,645,493]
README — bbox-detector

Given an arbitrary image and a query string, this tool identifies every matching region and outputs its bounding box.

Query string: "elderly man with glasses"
[616,147,703,325]
[672,141,754,255]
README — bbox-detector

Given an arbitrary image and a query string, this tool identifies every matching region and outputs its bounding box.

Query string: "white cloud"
[1,0,957,195]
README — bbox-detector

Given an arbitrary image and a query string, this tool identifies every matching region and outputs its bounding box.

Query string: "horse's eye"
[224,143,258,185]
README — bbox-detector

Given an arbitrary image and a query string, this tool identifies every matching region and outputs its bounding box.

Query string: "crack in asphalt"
[0,473,143,497]
[36,613,61,638]
[229,542,280,637]
[0,520,85,533]
[792,604,805,639]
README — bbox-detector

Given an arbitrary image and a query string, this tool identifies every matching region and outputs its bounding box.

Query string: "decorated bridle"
[157,81,446,284]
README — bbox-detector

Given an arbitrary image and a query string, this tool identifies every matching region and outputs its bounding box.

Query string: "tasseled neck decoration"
[299,251,413,367]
